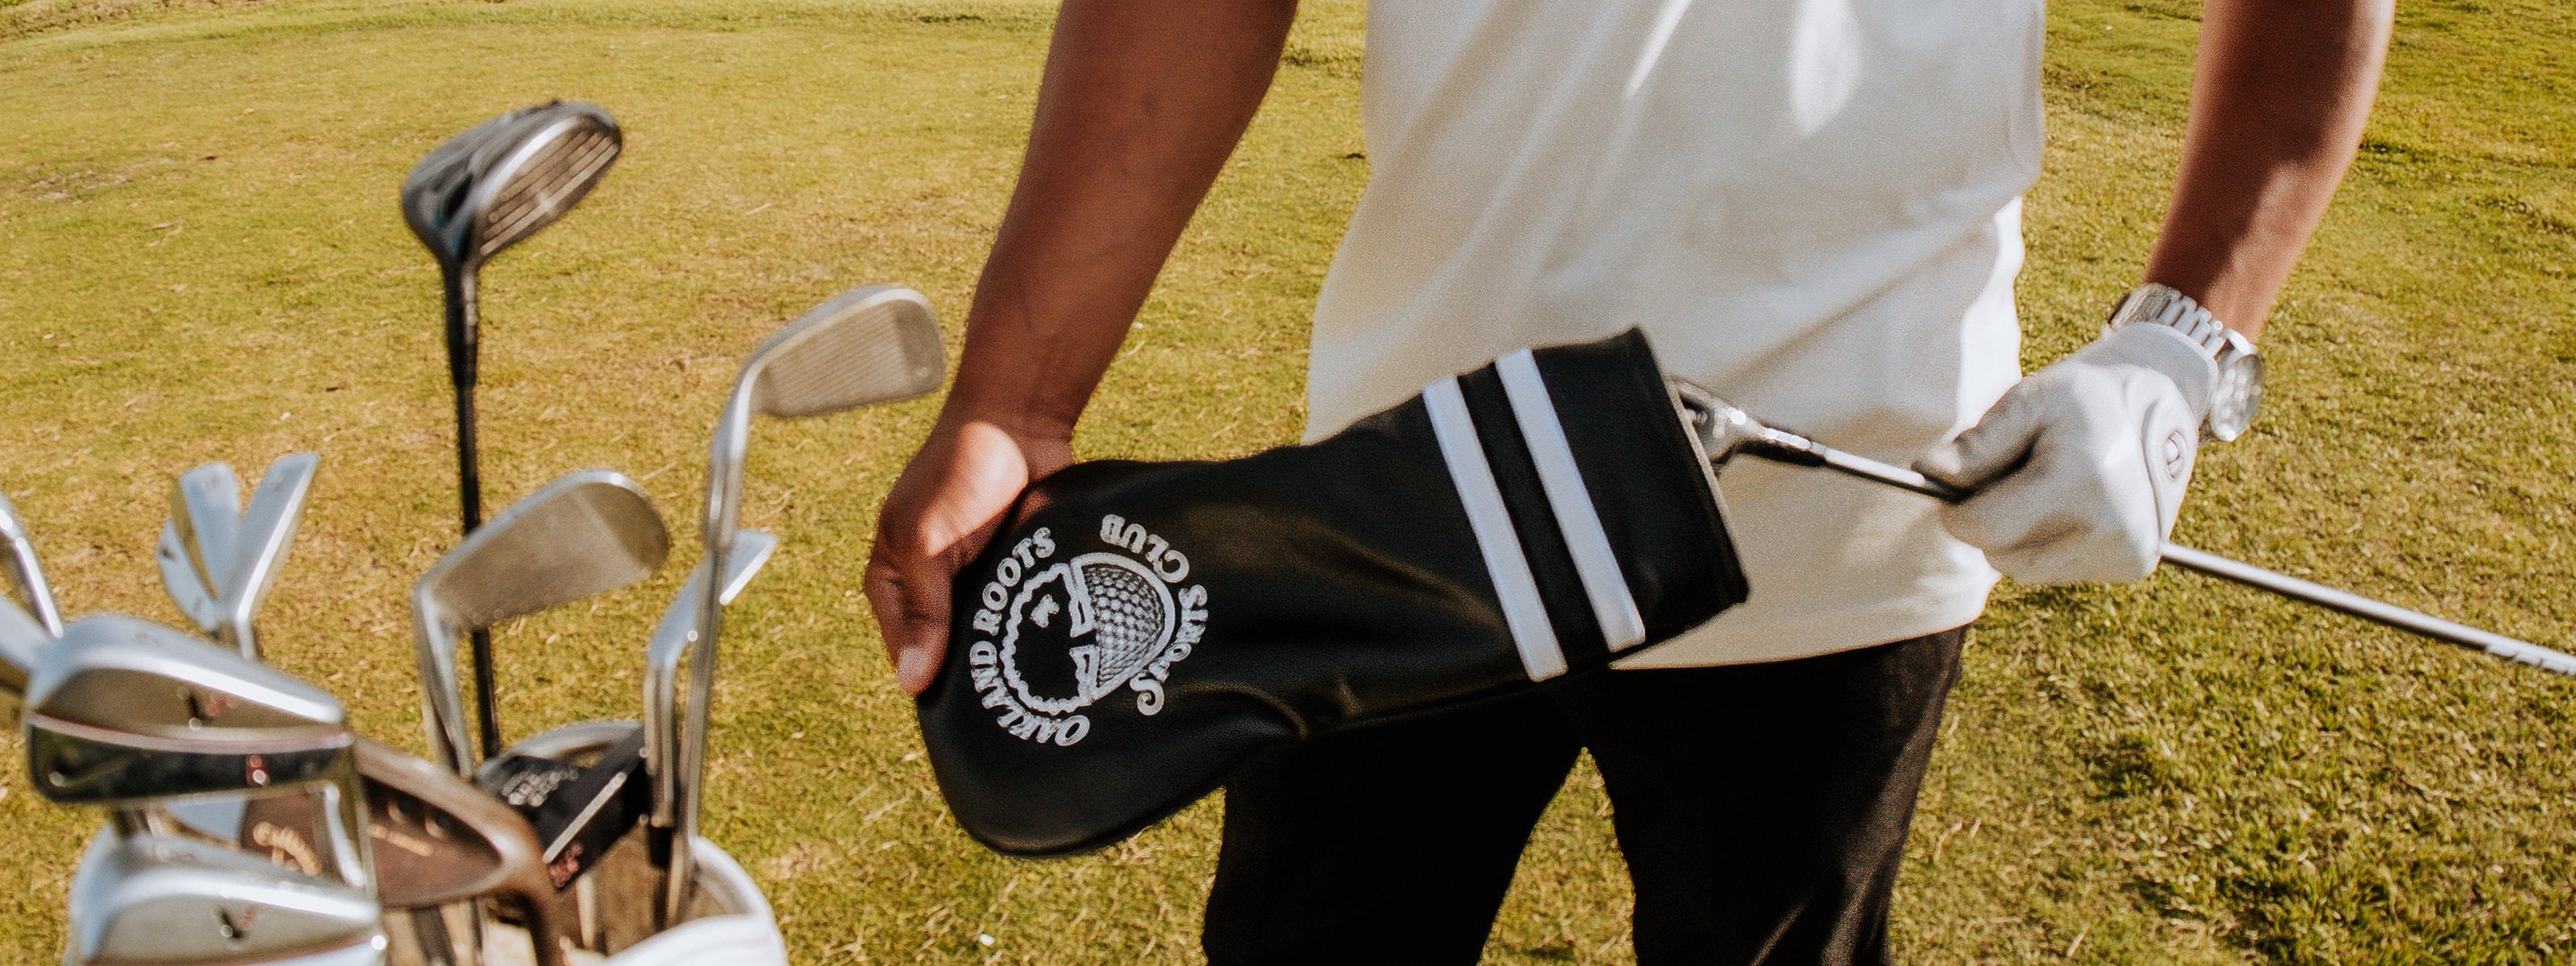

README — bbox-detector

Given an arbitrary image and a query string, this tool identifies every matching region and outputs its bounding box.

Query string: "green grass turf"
[0,0,2569,961]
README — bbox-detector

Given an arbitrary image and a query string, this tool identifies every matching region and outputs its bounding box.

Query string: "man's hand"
[861,0,1296,694]
[866,419,1074,694]
[1918,324,2215,584]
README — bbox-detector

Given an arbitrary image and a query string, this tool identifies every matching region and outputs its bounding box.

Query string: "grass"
[0,0,2568,962]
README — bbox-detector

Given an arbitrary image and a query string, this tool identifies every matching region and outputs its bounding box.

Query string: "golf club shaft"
[1748,437,2576,676]
[445,269,504,762]
[0,492,65,636]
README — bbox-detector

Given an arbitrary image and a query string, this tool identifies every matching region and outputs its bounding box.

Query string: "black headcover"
[916,329,1748,856]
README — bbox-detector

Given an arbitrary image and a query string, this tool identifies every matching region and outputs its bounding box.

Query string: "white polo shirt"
[1305,0,2046,666]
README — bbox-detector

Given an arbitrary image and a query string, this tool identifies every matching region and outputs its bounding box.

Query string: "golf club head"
[477,720,641,776]
[0,487,64,637]
[413,469,670,774]
[704,284,943,551]
[353,738,572,966]
[402,101,621,272]
[65,829,386,966]
[172,462,243,595]
[643,530,777,828]
[24,615,353,806]
[155,522,225,637]
[219,452,320,657]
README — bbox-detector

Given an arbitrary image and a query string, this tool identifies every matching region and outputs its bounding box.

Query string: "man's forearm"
[945,0,1300,438]
[2144,0,2393,338]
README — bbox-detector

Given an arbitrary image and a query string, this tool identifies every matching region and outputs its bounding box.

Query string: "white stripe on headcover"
[1423,376,1567,681]
[1495,349,1648,652]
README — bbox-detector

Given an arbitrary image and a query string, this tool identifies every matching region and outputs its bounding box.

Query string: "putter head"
[705,284,943,547]
[413,469,670,773]
[644,530,777,828]
[66,830,386,966]
[23,615,351,805]
[402,101,622,271]
[0,487,64,637]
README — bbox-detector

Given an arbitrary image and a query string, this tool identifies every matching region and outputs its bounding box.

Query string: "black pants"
[1202,629,1965,965]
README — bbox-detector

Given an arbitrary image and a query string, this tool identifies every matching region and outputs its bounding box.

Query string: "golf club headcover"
[917,328,1748,856]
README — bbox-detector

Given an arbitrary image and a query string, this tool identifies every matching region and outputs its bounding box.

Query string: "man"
[865,0,2391,960]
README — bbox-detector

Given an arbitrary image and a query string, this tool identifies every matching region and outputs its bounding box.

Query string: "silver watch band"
[2104,283,2231,360]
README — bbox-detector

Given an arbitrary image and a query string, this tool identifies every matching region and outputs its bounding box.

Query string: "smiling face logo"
[1004,553,1175,716]
[963,515,1212,746]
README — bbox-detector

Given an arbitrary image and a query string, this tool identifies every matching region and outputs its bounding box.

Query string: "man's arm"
[866,0,1300,693]
[2145,0,2393,337]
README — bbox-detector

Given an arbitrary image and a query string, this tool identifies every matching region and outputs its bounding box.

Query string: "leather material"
[916,330,1748,856]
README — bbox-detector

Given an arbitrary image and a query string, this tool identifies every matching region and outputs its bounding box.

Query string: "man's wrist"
[2099,283,2265,441]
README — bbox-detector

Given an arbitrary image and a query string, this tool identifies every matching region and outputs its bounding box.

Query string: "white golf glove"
[1917,323,2220,584]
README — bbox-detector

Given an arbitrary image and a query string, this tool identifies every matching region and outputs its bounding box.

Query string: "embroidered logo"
[962,515,1209,746]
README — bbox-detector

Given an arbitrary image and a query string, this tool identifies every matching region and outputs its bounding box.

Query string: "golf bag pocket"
[916,328,1749,856]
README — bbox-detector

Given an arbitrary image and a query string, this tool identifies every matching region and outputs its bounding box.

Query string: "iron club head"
[24,614,351,804]
[155,521,224,637]
[220,453,320,658]
[702,284,943,554]
[357,737,573,966]
[23,614,371,886]
[412,469,669,775]
[171,462,243,595]
[0,487,64,637]
[64,829,386,966]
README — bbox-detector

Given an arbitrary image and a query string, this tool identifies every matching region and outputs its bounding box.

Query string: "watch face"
[2209,353,2263,442]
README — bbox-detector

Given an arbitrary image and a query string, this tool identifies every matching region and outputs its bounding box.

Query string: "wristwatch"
[2105,283,2262,442]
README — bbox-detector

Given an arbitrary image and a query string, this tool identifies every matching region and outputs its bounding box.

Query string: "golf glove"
[1918,322,2219,584]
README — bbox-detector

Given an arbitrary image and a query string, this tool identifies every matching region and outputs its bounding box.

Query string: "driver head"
[401,101,621,272]
[66,830,386,966]
[705,285,943,548]
[24,615,350,805]
[413,469,668,772]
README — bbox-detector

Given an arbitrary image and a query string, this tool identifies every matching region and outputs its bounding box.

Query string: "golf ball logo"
[963,515,1211,746]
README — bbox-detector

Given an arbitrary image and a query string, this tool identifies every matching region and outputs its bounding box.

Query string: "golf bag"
[917,329,1750,856]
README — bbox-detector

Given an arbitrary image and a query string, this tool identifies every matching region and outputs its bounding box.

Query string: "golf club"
[65,829,386,966]
[402,101,622,764]
[643,529,775,927]
[3,592,43,720]
[172,462,242,599]
[476,720,654,954]
[358,737,575,966]
[23,614,374,888]
[159,454,320,658]
[675,283,942,919]
[156,522,225,635]
[412,469,668,776]
[1670,380,2576,676]
[0,487,65,637]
